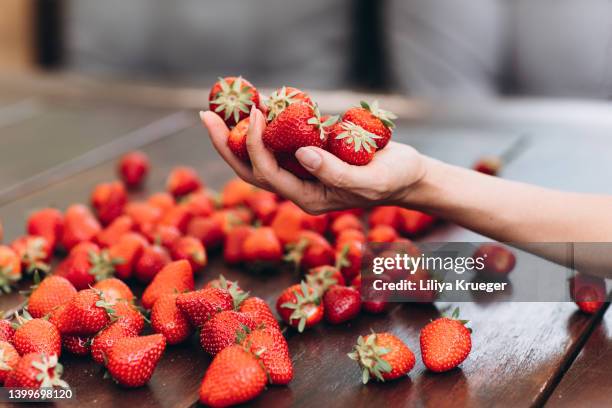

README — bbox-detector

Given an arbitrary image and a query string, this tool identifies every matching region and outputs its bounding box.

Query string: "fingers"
[295,146,359,188]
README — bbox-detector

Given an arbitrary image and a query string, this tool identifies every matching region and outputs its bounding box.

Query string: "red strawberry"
[285,230,335,271]
[336,228,366,247]
[367,225,398,243]
[151,293,193,345]
[238,296,280,331]
[205,275,242,292]
[473,156,502,176]
[420,308,472,372]
[302,212,329,235]
[107,334,166,387]
[199,344,267,407]
[330,213,364,238]
[11,235,52,274]
[108,232,147,280]
[95,215,134,248]
[276,282,324,332]
[93,278,134,303]
[570,274,606,314]
[176,287,234,327]
[61,204,101,251]
[241,227,283,264]
[167,166,202,197]
[118,151,149,188]
[62,335,91,356]
[124,201,162,233]
[187,216,224,249]
[342,100,396,150]
[0,245,21,292]
[55,242,110,290]
[158,205,192,234]
[200,311,255,355]
[329,208,364,220]
[265,86,312,122]
[306,265,346,295]
[397,209,436,236]
[113,301,145,334]
[0,320,15,343]
[27,275,76,318]
[473,244,516,279]
[240,327,293,385]
[142,260,194,309]
[245,190,278,224]
[323,284,361,324]
[91,181,128,225]
[180,190,215,218]
[58,288,113,336]
[224,225,254,264]
[0,341,19,383]
[227,117,250,162]
[348,332,415,383]
[271,202,306,245]
[13,314,61,356]
[90,321,137,365]
[336,241,364,282]
[148,192,176,213]
[134,244,171,283]
[27,208,63,250]
[368,206,400,229]
[171,236,207,272]
[5,353,69,388]
[209,76,261,128]
[222,178,256,208]
[326,121,380,166]
[143,224,181,249]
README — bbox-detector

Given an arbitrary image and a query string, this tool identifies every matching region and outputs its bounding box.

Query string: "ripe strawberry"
[336,241,364,282]
[187,216,224,249]
[58,288,113,336]
[263,102,336,154]
[148,192,176,213]
[368,206,400,229]
[326,121,380,166]
[0,245,21,292]
[118,151,149,188]
[227,117,250,162]
[302,211,329,235]
[27,275,76,318]
[142,260,194,309]
[205,275,242,293]
[0,320,15,343]
[143,224,181,249]
[276,282,323,332]
[124,201,162,233]
[245,190,279,224]
[420,308,472,372]
[397,209,436,236]
[200,311,255,355]
[222,178,256,208]
[107,334,166,387]
[330,213,364,238]
[134,244,171,283]
[13,314,61,356]
[224,225,254,264]
[199,344,267,407]
[55,242,109,290]
[285,230,335,271]
[329,208,365,220]
[27,208,63,250]
[171,236,207,272]
[113,301,145,334]
[367,225,398,243]
[93,278,134,303]
[238,296,280,331]
[167,166,202,197]
[62,335,91,356]
[348,332,415,383]
[151,293,193,345]
[95,215,134,248]
[336,229,366,248]
[90,321,137,365]
[0,341,19,383]
[570,274,606,314]
[158,205,192,234]
[265,86,312,122]
[275,152,316,179]
[473,156,502,176]
[61,204,102,251]
[241,227,283,265]
[108,232,147,280]
[180,190,215,218]
[306,265,346,295]
[5,353,69,388]
[342,100,396,150]
[473,244,516,278]
[91,181,128,225]
[11,235,51,274]
[271,202,306,245]
[209,76,261,128]
[176,287,234,327]
[323,285,361,324]
[240,327,293,385]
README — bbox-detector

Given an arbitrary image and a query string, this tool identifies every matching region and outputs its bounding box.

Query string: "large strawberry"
[95,215,134,248]
[242,227,283,264]
[240,327,293,385]
[342,100,396,150]
[58,289,114,336]
[93,278,134,304]
[91,181,128,225]
[5,353,69,389]
[106,334,166,388]
[199,344,267,407]
[176,287,234,327]
[238,296,280,332]
[12,312,62,357]
[141,260,194,309]
[0,245,22,293]
[265,86,312,122]
[61,204,102,251]
[227,117,250,162]
[276,282,323,332]
[326,121,381,166]
[0,341,19,384]
[209,76,261,128]
[27,275,76,318]
[420,308,472,372]
[90,322,137,365]
[151,293,193,345]
[348,332,415,383]
[285,230,335,271]
[134,244,171,283]
[171,236,207,272]
[11,235,52,274]
[200,311,256,355]
[166,166,202,197]
[27,208,63,250]
[118,151,149,188]
[323,285,361,324]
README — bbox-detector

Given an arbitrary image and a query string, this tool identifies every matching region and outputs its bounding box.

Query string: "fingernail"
[296,147,322,170]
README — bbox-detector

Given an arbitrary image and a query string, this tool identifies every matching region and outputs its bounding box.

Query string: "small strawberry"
[180,190,215,218]
[245,190,279,224]
[368,206,400,229]
[367,225,398,243]
[158,205,192,234]
[238,296,280,332]
[0,245,21,293]
[58,289,113,336]
[209,76,261,128]
[227,117,250,162]
[242,227,283,264]
[342,100,396,150]
[124,201,162,233]
[222,178,256,208]
[148,192,176,213]
[91,181,128,225]
[570,274,606,314]
[265,86,312,122]
[397,209,436,236]
[306,265,346,295]
[90,321,137,365]
[348,332,415,383]
[11,235,52,274]
[0,341,19,383]
[335,240,364,282]
[143,224,181,249]
[187,216,224,250]
[285,230,335,271]
[134,244,171,283]
[27,275,76,318]
[61,204,102,251]
[336,228,366,247]
[176,287,234,327]
[27,208,63,251]
[167,166,202,197]
[55,242,109,290]
[0,319,15,343]
[420,308,472,372]
[118,151,149,188]
[326,121,380,166]
[200,310,255,355]
[62,335,91,356]
[301,212,329,235]
[271,201,307,245]
[12,313,62,356]
[151,293,193,345]
[473,244,516,278]
[108,232,147,280]
[330,213,364,239]
[276,282,324,332]
[171,236,207,272]
[199,344,267,407]
[5,353,69,389]
[323,285,361,324]
[240,327,293,385]
[141,260,194,309]
[224,225,254,265]
[95,215,134,248]
[107,334,166,388]
[473,156,502,176]
[93,278,134,303]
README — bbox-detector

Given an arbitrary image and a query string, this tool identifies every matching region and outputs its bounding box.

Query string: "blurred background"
[3,0,612,99]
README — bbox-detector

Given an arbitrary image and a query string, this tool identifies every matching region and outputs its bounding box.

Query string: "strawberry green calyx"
[266,87,303,121]
[306,266,341,294]
[335,244,351,270]
[12,309,34,329]
[347,333,392,384]
[211,76,255,125]
[88,250,121,281]
[0,265,18,293]
[448,307,472,332]
[280,281,319,333]
[31,354,70,389]
[22,237,50,275]
[283,238,309,271]
[336,121,381,153]
[360,100,398,129]
[307,103,338,142]
[92,289,117,317]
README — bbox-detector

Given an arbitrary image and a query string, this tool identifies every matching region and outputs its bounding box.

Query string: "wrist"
[397,156,450,212]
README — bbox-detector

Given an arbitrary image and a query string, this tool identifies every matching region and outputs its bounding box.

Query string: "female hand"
[200,107,427,214]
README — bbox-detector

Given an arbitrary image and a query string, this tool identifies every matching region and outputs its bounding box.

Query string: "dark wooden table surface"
[0,83,611,408]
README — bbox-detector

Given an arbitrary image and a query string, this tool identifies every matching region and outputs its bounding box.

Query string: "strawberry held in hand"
[342,100,397,150]
[209,76,261,128]
[276,281,324,332]
[348,332,415,383]
[420,307,472,373]
[326,121,381,166]
[107,334,166,388]
[265,86,312,122]
[227,117,250,162]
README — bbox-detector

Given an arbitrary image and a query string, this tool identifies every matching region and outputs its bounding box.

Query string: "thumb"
[295,146,357,188]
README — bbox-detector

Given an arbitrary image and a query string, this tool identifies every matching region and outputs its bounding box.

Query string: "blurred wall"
[0,0,34,72]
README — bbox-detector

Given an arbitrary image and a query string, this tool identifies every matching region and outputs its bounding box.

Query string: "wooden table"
[0,79,610,407]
